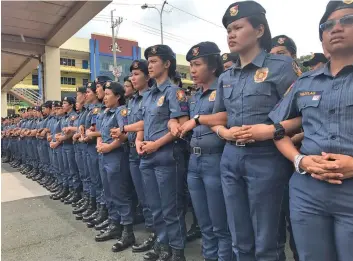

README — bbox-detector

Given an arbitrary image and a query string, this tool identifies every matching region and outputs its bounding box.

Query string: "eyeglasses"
[320,14,353,32]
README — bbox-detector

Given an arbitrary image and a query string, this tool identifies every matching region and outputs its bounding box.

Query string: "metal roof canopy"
[1,1,111,92]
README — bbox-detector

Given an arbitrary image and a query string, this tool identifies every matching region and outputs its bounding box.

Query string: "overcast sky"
[75,0,330,57]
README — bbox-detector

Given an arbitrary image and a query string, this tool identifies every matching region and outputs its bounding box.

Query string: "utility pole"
[111,10,123,81]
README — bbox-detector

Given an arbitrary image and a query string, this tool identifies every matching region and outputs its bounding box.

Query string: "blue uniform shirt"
[100,105,128,144]
[213,50,298,127]
[95,104,107,133]
[139,79,189,142]
[126,90,147,143]
[61,110,78,135]
[269,63,353,157]
[189,79,225,148]
[84,103,102,129]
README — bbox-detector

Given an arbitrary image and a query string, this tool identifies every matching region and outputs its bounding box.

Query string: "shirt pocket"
[297,96,322,135]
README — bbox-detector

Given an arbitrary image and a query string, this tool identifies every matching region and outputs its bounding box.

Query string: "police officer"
[57,96,81,204]
[180,2,298,260]
[124,75,135,101]
[111,59,156,253]
[269,1,353,260]
[270,35,297,59]
[137,44,189,261]
[96,81,136,252]
[174,41,233,261]
[221,52,239,71]
[302,53,328,71]
[50,101,69,200]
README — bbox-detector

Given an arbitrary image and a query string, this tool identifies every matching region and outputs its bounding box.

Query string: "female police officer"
[180,2,298,260]
[94,81,136,252]
[136,45,189,261]
[268,1,353,260]
[111,60,156,253]
[178,42,233,261]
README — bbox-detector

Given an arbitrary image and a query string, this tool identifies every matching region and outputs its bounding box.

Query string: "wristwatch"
[120,125,127,134]
[273,123,285,141]
[294,154,307,174]
[193,114,201,126]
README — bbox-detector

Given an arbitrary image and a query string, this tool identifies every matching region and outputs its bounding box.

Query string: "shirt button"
[331,135,337,140]
[329,109,335,114]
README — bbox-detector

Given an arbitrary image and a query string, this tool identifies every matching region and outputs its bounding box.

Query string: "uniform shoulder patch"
[157,96,165,106]
[176,89,187,102]
[120,108,128,117]
[70,115,77,121]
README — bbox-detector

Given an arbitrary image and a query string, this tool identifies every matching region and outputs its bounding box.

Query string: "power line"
[166,3,223,29]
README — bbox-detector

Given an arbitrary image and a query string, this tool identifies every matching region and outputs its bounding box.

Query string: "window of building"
[32,75,39,85]
[102,63,109,71]
[83,79,88,86]
[61,77,76,85]
[60,58,75,67]
[82,60,88,69]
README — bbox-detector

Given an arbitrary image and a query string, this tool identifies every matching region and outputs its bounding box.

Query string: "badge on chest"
[209,90,216,101]
[254,68,269,83]
[157,96,165,107]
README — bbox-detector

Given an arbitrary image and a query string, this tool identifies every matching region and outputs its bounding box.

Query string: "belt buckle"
[130,142,135,148]
[235,141,246,147]
[193,147,202,155]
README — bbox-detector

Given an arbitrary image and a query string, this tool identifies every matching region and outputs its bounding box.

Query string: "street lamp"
[141,1,167,44]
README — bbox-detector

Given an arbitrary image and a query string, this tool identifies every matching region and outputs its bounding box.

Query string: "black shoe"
[75,212,84,220]
[64,191,82,205]
[132,232,156,253]
[39,175,49,185]
[82,198,97,218]
[186,223,201,242]
[33,172,44,181]
[204,259,217,261]
[83,209,99,222]
[171,249,185,261]
[143,242,163,261]
[52,186,69,200]
[112,225,135,252]
[72,197,92,214]
[61,190,74,202]
[95,218,110,231]
[87,205,108,228]
[95,222,122,242]
[50,186,63,199]
[72,196,86,208]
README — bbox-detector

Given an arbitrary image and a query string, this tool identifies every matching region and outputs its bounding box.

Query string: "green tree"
[297,54,313,73]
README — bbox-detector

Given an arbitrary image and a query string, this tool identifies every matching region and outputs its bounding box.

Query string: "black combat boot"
[95,222,122,242]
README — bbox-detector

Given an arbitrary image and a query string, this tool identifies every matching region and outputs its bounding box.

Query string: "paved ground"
[2,163,295,261]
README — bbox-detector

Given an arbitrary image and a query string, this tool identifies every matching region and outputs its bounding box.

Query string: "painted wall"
[60,37,90,53]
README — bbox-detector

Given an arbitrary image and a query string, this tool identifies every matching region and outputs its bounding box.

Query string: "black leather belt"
[228,140,274,147]
[190,146,224,155]
[129,142,136,148]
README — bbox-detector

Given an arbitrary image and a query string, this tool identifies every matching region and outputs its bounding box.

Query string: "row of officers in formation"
[2,1,353,261]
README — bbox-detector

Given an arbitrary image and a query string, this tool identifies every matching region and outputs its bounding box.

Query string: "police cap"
[42,101,53,109]
[95,76,113,85]
[221,52,239,64]
[186,42,221,62]
[76,86,86,94]
[104,81,125,97]
[222,1,266,28]
[34,106,42,112]
[87,81,97,93]
[271,35,297,55]
[144,45,175,60]
[52,101,63,108]
[62,96,76,105]
[319,0,353,41]
[130,59,149,76]
[303,53,328,67]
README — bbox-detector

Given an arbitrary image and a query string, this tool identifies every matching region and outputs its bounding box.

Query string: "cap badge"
[192,47,200,57]
[343,0,353,4]
[151,47,157,54]
[133,61,139,69]
[222,54,228,61]
[105,81,111,87]
[229,5,239,16]
[277,38,286,44]
[254,67,269,83]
